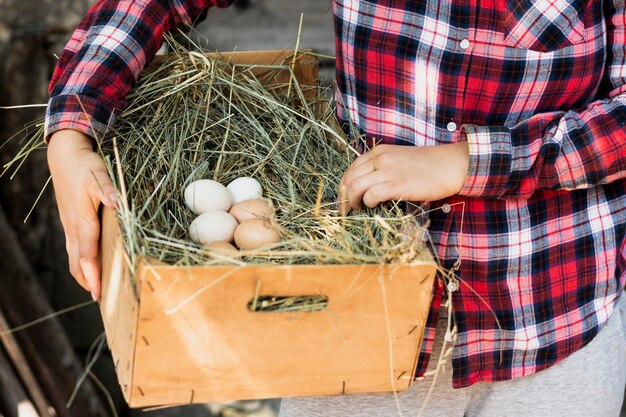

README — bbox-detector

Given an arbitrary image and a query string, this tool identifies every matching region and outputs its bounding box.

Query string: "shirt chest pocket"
[503,0,587,52]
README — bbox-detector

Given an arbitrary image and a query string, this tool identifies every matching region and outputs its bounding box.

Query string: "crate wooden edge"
[99,207,139,405]
[147,48,318,70]
[131,258,435,407]
[145,49,320,95]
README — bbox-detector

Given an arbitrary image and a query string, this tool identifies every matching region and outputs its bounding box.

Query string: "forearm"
[47,129,94,161]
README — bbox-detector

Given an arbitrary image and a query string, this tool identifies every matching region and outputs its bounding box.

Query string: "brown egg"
[228,198,274,223]
[203,241,240,257]
[234,219,281,250]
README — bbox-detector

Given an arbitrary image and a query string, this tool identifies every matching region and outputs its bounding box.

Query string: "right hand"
[47,129,117,301]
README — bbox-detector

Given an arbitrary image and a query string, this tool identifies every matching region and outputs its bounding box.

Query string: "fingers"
[338,149,380,214]
[347,143,391,173]
[342,157,377,189]
[339,170,387,214]
[79,168,114,301]
[338,146,405,213]
[88,169,118,209]
[66,216,101,301]
[67,237,90,292]
[77,215,101,301]
[363,183,398,208]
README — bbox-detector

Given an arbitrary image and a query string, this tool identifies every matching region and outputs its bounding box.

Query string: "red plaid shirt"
[47,0,626,388]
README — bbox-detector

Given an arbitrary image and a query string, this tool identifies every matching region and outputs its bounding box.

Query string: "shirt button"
[441,203,451,213]
[460,39,470,49]
[447,121,457,132]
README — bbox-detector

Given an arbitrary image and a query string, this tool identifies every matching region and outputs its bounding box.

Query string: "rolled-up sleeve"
[458,0,626,200]
[45,0,233,142]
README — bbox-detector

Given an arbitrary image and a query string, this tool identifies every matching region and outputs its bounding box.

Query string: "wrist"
[47,129,96,169]
[448,141,469,194]
[48,129,95,153]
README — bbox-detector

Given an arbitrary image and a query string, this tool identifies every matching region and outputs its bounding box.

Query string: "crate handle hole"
[247,295,328,313]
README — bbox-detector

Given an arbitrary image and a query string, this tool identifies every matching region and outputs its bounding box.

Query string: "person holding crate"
[46,0,626,416]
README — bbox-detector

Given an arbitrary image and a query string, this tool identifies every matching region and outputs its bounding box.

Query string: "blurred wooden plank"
[0,205,108,417]
[0,307,54,417]
[0,345,40,417]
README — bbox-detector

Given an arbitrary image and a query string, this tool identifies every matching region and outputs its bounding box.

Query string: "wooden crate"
[98,50,437,408]
[100,208,435,407]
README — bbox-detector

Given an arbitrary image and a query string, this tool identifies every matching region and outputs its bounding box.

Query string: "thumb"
[77,218,102,301]
[80,257,101,302]
[89,169,117,209]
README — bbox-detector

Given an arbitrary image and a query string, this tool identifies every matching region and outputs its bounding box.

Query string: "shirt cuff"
[458,124,513,199]
[44,94,115,143]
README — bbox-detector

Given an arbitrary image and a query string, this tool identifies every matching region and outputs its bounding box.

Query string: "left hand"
[338,142,469,214]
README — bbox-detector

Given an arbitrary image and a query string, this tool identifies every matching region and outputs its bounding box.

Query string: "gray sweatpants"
[279,295,626,417]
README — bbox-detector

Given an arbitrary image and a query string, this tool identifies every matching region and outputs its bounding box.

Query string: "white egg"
[227,177,263,204]
[189,211,238,244]
[184,179,232,214]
